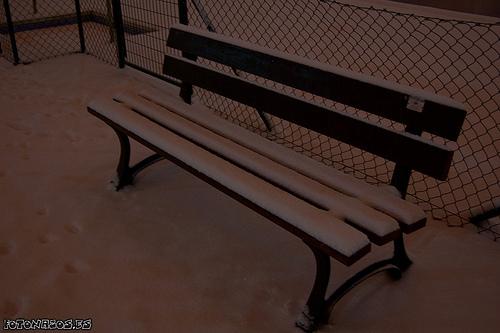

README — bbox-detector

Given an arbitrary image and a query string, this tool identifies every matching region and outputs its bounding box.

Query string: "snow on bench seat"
[88,98,371,260]
[134,88,427,233]
[113,92,404,243]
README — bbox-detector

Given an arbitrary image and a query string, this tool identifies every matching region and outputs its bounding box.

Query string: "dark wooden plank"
[88,106,371,266]
[344,221,402,246]
[163,54,455,180]
[167,24,466,141]
[400,217,427,234]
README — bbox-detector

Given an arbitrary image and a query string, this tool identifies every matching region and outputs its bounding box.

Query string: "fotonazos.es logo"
[3,318,92,330]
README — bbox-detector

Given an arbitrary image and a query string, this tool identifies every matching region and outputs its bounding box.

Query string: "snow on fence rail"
[0,0,498,239]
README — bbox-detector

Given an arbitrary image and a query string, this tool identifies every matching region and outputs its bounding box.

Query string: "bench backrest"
[163,24,466,183]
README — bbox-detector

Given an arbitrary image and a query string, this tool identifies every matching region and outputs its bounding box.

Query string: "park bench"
[87,24,466,332]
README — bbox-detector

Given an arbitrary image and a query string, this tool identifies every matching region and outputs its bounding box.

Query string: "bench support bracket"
[112,129,165,190]
[297,235,412,332]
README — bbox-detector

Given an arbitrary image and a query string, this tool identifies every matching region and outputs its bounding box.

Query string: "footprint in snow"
[1,298,27,317]
[64,222,83,234]
[64,260,90,274]
[38,233,59,244]
[36,208,49,216]
[0,241,16,256]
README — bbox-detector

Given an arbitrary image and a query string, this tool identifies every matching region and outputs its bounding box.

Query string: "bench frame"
[89,24,466,332]
[90,108,412,331]
[90,107,413,329]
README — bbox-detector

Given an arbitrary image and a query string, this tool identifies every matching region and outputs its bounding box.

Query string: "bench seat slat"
[114,92,403,244]
[88,98,371,260]
[138,88,427,232]
[167,24,467,141]
[163,54,455,181]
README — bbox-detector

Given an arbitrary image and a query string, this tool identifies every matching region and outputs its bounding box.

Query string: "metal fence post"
[178,0,188,25]
[3,0,19,64]
[177,0,193,103]
[111,0,126,68]
[74,0,86,53]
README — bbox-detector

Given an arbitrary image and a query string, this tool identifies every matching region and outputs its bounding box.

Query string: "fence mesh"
[0,0,82,63]
[182,0,500,239]
[80,0,118,66]
[120,0,178,74]
[0,0,498,239]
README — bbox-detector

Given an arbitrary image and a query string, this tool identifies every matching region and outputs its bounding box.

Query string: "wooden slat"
[167,24,467,141]
[163,54,454,180]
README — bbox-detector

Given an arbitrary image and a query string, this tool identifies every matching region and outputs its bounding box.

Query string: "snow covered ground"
[1,54,499,332]
[2,0,498,228]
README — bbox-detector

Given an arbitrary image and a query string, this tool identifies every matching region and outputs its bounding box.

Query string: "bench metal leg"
[392,234,412,272]
[296,244,330,332]
[113,129,133,190]
[112,129,165,191]
[297,235,412,332]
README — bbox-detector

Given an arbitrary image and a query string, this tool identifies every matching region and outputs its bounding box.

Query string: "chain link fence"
[0,0,498,239]
[0,0,84,64]
[80,0,118,67]
[118,0,178,75]
[182,0,500,239]
[0,0,120,65]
